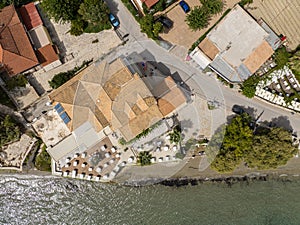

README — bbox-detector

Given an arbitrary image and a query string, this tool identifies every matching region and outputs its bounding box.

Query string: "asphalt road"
[106,0,300,135]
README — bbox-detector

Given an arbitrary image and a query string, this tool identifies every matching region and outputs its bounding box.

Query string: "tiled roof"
[0,5,39,76]
[243,40,274,74]
[18,2,43,31]
[198,37,219,60]
[142,0,159,8]
[36,44,59,66]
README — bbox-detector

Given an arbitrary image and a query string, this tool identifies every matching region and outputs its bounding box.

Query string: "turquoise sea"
[0,175,299,225]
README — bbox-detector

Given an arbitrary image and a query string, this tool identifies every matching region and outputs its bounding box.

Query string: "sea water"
[0,175,299,225]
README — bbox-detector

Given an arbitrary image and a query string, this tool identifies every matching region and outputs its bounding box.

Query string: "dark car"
[232,105,245,115]
[109,13,120,28]
[179,0,190,13]
[157,16,173,29]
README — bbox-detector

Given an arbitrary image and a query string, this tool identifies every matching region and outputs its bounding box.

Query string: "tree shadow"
[269,116,293,133]
[104,0,119,15]
[180,119,193,131]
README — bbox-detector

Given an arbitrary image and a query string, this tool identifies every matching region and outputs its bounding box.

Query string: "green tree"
[0,0,33,8]
[41,0,82,22]
[245,127,297,169]
[169,126,182,144]
[140,14,162,39]
[275,47,290,69]
[186,6,210,31]
[78,0,109,25]
[210,113,253,172]
[137,151,152,166]
[6,74,28,90]
[241,75,260,98]
[200,0,224,14]
[35,145,52,171]
[0,115,20,147]
[70,17,87,36]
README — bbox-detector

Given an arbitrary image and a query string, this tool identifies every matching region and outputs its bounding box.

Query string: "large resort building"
[35,57,187,181]
[190,4,281,83]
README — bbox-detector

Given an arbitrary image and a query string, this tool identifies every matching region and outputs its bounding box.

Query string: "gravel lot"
[159,0,240,49]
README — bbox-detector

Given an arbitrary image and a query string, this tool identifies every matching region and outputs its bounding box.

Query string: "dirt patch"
[159,0,240,48]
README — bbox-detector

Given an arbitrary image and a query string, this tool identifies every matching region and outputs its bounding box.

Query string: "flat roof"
[48,122,103,161]
[207,4,270,68]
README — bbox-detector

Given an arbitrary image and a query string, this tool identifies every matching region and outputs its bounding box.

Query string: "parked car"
[157,16,173,29]
[232,105,245,115]
[179,0,190,13]
[109,13,120,28]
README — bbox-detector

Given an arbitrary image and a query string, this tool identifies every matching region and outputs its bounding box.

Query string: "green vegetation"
[6,74,28,90]
[0,115,20,147]
[208,114,298,173]
[120,0,142,22]
[239,47,300,100]
[200,0,224,14]
[210,113,253,172]
[246,127,297,170]
[186,0,223,31]
[48,59,92,89]
[238,0,253,7]
[186,6,210,31]
[0,0,33,8]
[140,14,163,40]
[0,87,15,109]
[118,121,162,145]
[169,126,181,144]
[288,47,300,82]
[240,75,260,98]
[41,0,111,36]
[275,47,291,69]
[41,0,82,22]
[35,144,51,171]
[143,0,176,14]
[120,0,166,40]
[137,151,152,166]
[175,152,185,159]
[189,9,231,52]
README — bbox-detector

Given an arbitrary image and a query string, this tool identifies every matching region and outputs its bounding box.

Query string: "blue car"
[179,0,190,13]
[109,13,120,28]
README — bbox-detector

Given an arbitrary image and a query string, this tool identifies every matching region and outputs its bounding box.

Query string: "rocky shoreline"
[119,171,300,187]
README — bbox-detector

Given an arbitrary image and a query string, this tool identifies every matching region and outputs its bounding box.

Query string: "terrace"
[255,66,300,111]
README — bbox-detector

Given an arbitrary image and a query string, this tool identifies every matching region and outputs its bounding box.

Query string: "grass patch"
[84,23,111,33]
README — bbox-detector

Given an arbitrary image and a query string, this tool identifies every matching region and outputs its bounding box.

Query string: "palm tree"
[137,151,152,166]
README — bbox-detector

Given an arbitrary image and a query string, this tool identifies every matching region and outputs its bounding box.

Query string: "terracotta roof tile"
[142,0,159,8]
[36,44,59,66]
[0,5,38,76]
[243,40,274,74]
[18,3,43,31]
